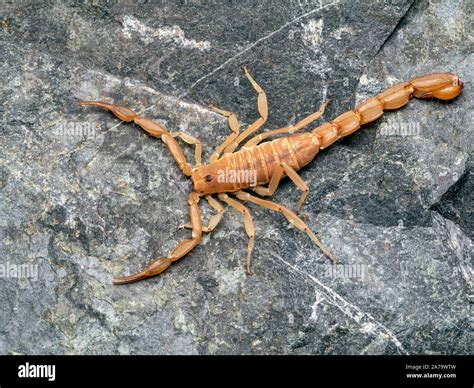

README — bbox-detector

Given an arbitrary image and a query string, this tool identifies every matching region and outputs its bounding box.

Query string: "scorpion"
[80,67,463,284]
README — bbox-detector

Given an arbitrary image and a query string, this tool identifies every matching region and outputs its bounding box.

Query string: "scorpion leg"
[203,196,225,232]
[222,65,268,154]
[79,101,195,176]
[218,193,255,274]
[208,105,241,162]
[170,131,202,166]
[179,195,225,232]
[112,192,203,285]
[253,163,310,213]
[243,100,330,148]
[235,191,336,264]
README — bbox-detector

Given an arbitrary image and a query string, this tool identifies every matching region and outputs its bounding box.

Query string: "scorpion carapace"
[80,69,463,284]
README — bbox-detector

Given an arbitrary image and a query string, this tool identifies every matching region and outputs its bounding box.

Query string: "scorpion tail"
[112,257,172,285]
[311,73,463,148]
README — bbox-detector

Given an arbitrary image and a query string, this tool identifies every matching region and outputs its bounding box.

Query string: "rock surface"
[0,0,471,354]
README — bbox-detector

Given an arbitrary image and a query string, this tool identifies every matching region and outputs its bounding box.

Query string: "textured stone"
[0,0,471,354]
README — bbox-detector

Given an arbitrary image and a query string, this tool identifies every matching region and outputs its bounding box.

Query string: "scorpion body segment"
[192,132,320,194]
[80,70,463,284]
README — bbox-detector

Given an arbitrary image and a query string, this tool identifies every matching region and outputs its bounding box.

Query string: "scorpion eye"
[205,175,213,182]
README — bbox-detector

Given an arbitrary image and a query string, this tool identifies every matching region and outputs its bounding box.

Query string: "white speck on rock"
[122,16,211,51]
[332,26,354,40]
[301,18,324,48]
[215,266,245,296]
[309,292,325,321]
[359,74,370,86]
[360,322,378,335]
[118,343,130,355]
[386,75,401,85]
[288,312,295,325]
[174,309,197,336]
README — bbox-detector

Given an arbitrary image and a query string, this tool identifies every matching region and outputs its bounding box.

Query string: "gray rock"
[0,0,471,354]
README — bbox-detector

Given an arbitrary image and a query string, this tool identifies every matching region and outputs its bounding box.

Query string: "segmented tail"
[312,73,463,149]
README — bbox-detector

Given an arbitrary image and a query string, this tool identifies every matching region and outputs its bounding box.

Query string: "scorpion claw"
[112,257,172,285]
[79,100,137,122]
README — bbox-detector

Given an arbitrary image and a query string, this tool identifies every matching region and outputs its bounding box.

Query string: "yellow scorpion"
[80,67,463,284]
